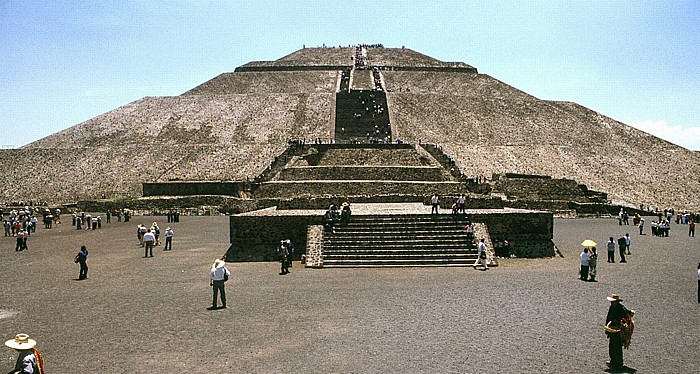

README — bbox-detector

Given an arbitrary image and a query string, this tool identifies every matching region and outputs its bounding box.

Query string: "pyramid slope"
[3,46,697,209]
[384,72,700,208]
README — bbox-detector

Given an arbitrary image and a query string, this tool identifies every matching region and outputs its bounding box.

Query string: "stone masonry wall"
[274,166,448,181]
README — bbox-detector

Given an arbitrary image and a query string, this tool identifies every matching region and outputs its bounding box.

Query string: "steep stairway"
[322,215,493,267]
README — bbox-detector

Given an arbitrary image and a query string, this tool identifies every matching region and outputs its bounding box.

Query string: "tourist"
[91,216,98,230]
[143,229,155,258]
[138,224,147,246]
[341,202,352,225]
[617,236,627,263]
[606,237,616,263]
[473,238,488,270]
[164,227,174,250]
[431,193,439,214]
[697,263,700,303]
[75,245,89,280]
[285,239,294,269]
[4,333,45,374]
[588,247,598,282]
[638,218,644,235]
[624,233,631,255]
[151,222,160,246]
[208,258,230,310]
[457,194,466,214]
[579,247,590,281]
[277,240,289,275]
[15,230,25,251]
[3,219,9,237]
[689,220,695,237]
[605,294,635,370]
[76,216,82,230]
[105,209,111,223]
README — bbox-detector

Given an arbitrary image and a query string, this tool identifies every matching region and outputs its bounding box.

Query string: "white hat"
[5,334,36,350]
[214,259,225,268]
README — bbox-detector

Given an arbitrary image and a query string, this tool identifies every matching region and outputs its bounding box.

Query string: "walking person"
[75,245,89,280]
[473,238,488,270]
[624,233,631,255]
[580,247,590,281]
[4,333,45,374]
[605,294,635,370]
[607,237,616,263]
[164,227,174,250]
[208,258,230,310]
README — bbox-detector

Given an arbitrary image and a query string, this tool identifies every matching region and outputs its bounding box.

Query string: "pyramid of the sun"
[2,46,698,209]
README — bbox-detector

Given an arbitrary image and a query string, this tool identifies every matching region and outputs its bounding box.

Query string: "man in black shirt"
[605,293,635,369]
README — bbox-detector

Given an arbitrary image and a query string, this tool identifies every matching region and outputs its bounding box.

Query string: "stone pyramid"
[1,46,698,209]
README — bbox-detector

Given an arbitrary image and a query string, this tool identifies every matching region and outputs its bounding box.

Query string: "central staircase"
[322,215,489,267]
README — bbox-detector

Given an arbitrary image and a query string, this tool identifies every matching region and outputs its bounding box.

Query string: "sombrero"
[5,334,36,350]
[607,293,623,302]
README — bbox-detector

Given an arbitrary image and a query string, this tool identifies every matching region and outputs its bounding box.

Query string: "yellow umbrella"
[581,239,597,247]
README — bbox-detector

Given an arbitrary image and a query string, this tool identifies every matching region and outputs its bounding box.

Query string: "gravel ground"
[0,216,698,373]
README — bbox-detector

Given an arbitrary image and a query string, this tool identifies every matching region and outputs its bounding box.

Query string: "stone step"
[321,258,479,267]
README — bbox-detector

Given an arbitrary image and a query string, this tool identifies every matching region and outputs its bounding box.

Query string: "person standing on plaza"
[4,333,45,374]
[143,229,155,258]
[277,240,289,275]
[106,209,111,223]
[588,247,598,282]
[689,220,695,237]
[607,237,616,263]
[208,258,230,310]
[164,227,174,250]
[580,247,590,280]
[617,236,627,263]
[473,238,488,270]
[605,294,635,370]
[75,245,89,280]
[638,218,644,235]
[624,233,631,255]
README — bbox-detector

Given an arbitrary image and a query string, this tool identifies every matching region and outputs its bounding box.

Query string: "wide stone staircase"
[322,215,490,267]
[335,90,391,144]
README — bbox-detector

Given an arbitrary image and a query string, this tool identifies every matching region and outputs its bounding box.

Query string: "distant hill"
[2,46,697,209]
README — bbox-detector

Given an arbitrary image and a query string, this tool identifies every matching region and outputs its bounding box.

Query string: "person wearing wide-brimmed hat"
[605,293,635,369]
[208,258,230,310]
[4,333,45,374]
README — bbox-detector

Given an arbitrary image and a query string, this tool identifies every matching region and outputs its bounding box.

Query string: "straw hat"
[581,239,597,247]
[213,259,225,268]
[607,293,623,302]
[5,334,36,350]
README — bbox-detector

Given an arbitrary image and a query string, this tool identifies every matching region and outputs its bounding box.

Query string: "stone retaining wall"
[227,209,553,262]
[274,166,448,181]
[255,181,467,199]
[143,182,245,197]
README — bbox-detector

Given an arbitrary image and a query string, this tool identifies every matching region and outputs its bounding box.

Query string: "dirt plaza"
[1,215,698,373]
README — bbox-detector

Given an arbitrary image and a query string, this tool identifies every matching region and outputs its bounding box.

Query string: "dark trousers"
[280,257,289,274]
[212,280,226,307]
[608,251,615,263]
[431,203,439,214]
[16,238,22,251]
[580,265,589,280]
[608,332,624,367]
[619,247,626,262]
[144,241,154,257]
[79,261,88,280]
[165,237,172,250]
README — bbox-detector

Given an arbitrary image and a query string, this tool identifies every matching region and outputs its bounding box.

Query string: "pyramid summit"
[2,45,698,209]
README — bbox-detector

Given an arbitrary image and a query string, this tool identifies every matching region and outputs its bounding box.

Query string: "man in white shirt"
[209,259,230,310]
[143,230,155,257]
[473,238,488,270]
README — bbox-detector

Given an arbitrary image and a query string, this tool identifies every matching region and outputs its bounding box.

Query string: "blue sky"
[1,0,698,149]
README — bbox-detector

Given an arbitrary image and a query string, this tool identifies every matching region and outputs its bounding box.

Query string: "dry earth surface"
[0,215,698,373]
